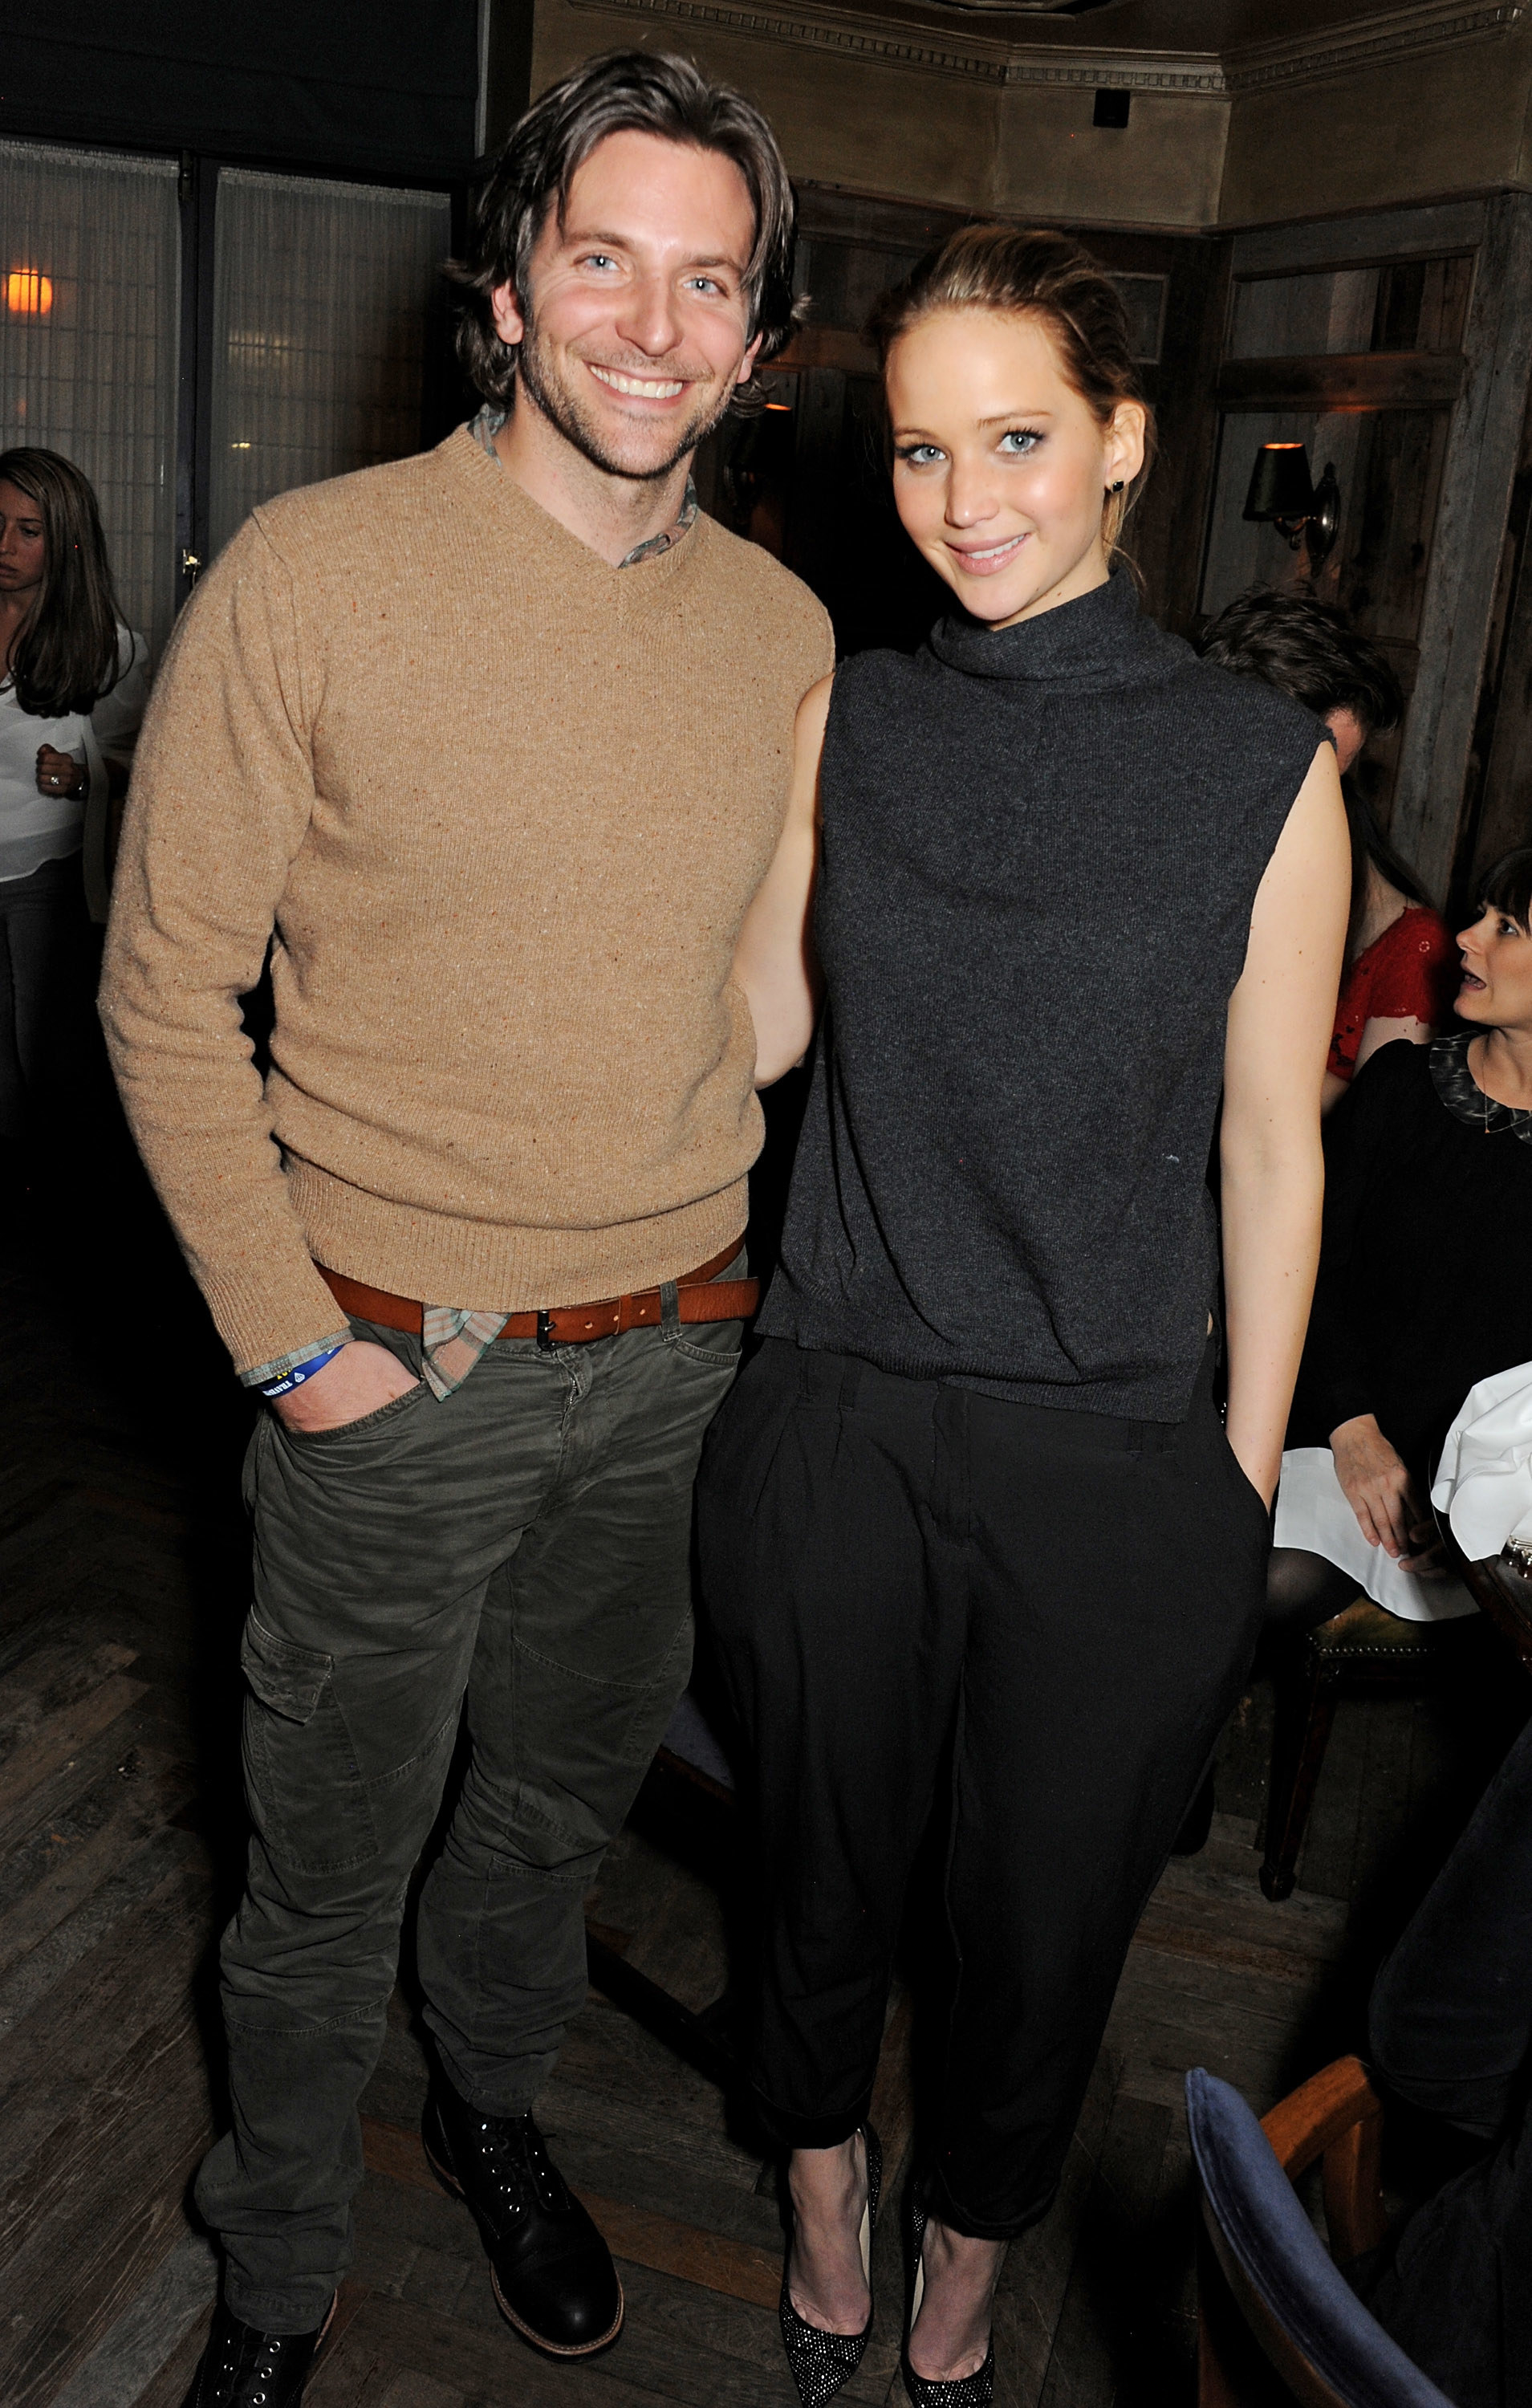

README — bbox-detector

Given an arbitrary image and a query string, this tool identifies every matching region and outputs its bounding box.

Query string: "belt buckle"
[536,1310,555,1353]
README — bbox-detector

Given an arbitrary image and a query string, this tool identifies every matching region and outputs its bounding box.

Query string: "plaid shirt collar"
[468,405,697,563]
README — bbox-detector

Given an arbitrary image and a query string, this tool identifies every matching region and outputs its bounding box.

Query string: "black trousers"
[696,1335,1270,2238]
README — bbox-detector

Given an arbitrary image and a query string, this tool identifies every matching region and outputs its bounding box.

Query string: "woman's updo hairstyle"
[865,224,1156,557]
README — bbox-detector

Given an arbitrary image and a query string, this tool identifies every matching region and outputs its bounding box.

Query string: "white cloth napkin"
[1430,1361,1532,1563]
[1273,1446,1477,1623]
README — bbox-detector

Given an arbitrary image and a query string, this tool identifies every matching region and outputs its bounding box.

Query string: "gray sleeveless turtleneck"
[758,566,1325,1420]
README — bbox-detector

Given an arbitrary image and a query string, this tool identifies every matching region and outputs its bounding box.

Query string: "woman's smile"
[946,531,1031,575]
[884,308,1145,628]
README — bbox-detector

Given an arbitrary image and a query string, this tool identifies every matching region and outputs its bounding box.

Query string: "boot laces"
[473,2109,569,2219]
[206,2321,304,2406]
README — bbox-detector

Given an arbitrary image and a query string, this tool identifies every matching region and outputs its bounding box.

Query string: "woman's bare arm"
[1221,743,1351,1504]
[733,675,832,1088]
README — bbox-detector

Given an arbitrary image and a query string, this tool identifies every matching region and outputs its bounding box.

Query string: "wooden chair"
[583,1686,741,2089]
[1460,1549,1532,1671]
[1191,2056,1451,2408]
[1259,1597,1489,1902]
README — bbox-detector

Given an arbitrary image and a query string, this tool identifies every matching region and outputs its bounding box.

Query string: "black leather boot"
[185,2296,334,2407]
[422,2074,624,2357]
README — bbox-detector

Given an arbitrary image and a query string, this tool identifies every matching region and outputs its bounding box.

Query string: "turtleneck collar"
[926,559,1177,689]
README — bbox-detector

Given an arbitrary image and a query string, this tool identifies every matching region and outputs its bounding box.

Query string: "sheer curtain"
[0,140,180,661]
[209,169,452,559]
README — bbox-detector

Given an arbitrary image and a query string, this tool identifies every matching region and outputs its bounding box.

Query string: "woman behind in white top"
[0,448,148,1162]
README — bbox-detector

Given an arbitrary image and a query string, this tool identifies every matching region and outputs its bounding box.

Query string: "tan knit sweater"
[100,429,833,1377]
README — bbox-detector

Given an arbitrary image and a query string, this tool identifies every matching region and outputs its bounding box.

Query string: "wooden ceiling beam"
[1216,350,1465,412]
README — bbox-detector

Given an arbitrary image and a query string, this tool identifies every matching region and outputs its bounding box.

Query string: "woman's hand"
[273,1340,419,1434]
[1330,1412,1439,1563]
[36,743,86,799]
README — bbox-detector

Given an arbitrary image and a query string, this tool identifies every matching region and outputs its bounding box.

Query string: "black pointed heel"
[779,2122,884,2407]
[900,2186,995,2407]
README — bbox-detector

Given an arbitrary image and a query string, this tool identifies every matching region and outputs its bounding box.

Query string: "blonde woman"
[698,228,1349,2406]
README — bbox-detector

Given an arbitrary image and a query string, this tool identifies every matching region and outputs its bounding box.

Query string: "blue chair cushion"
[1185,2068,1453,2408]
[660,1689,735,1792]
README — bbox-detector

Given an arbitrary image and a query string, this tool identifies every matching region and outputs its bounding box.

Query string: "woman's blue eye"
[896,445,944,467]
[999,429,1041,455]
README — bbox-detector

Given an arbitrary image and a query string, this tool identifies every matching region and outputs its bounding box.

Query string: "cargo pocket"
[241,1612,379,1874]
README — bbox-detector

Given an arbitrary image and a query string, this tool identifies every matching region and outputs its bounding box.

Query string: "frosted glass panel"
[0,140,179,661]
[209,169,450,559]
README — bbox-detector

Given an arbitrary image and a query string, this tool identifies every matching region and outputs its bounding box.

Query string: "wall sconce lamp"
[1243,441,1340,563]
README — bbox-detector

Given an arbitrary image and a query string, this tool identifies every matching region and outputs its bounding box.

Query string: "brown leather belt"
[317,1239,755,1347]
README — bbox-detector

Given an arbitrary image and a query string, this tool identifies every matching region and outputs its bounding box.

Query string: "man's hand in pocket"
[274,1340,419,1434]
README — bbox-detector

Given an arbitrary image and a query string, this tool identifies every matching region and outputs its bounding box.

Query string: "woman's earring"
[1107,479,1125,494]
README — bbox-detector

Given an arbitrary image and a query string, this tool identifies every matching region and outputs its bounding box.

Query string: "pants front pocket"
[241,1611,380,1873]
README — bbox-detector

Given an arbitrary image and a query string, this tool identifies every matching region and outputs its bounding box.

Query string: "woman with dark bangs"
[1273,844,1532,1628]
[0,448,147,1171]
[699,226,1350,2406]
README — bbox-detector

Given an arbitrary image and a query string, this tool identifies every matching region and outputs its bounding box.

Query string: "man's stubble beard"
[515,320,740,482]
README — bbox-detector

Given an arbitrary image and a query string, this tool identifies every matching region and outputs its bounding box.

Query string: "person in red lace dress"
[1327,893,1456,1092]
[1199,588,1455,1108]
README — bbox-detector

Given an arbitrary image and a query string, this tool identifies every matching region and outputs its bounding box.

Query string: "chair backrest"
[657,1688,736,1800]
[1187,2067,1454,2408]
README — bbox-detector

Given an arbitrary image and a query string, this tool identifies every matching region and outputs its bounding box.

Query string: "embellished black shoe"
[186,2295,335,2407]
[901,2187,995,2407]
[423,2074,623,2357]
[779,2122,884,2407]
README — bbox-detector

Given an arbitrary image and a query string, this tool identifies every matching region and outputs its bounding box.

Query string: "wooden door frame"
[1212,193,1532,901]
[1392,193,1532,898]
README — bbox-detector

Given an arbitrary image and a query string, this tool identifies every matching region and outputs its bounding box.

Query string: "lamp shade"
[1244,441,1315,523]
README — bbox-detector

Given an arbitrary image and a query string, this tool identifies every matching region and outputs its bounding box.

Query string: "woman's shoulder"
[1377,901,1453,959]
[1182,649,1327,759]
[1332,1032,1441,1148]
[824,645,932,736]
[831,645,926,699]
[1354,1030,1441,1096]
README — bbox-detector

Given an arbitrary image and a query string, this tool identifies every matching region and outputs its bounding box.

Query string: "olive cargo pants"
[195,1305,741,2332]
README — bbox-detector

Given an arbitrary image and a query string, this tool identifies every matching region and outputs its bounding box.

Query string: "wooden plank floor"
[1,1157,1523,2408]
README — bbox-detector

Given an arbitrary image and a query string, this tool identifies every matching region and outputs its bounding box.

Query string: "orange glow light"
[6,270,52,315]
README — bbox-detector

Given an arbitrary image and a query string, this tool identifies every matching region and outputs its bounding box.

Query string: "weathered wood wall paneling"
[1449,378,1532,891]
[1392,192,1532,897]
[1216,352,1465,412]
[1228,201,1487,281]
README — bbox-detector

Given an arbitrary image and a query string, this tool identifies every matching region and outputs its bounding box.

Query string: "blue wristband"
[260,1344,345,1401]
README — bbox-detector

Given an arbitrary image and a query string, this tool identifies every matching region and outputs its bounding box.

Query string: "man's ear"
[490,279,526,348]
[734,331,766,387]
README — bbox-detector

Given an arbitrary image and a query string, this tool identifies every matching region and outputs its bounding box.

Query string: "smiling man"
[100,51,831,2408]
